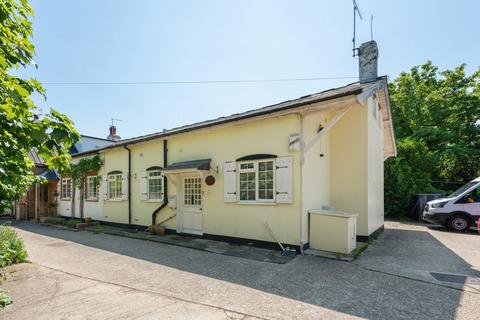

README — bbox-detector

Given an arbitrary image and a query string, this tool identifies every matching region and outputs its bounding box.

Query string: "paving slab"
[356,221,480,292]
[1,263,259,320]
[83,223,293,264]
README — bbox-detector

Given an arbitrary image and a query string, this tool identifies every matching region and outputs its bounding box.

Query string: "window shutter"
[121,174,128,200]
[101,176,108,200]
[140,171,148,201]
[223,161,237,202]
[275,156,293,203]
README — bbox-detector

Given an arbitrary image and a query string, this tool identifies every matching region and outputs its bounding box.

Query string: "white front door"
[179,175,203,235]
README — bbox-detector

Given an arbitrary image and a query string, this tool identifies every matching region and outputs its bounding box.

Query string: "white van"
[423,177,480,232]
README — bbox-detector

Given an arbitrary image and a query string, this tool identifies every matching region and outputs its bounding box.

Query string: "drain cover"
[430,272,480,285]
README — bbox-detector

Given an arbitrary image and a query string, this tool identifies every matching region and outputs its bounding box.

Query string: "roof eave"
[72,87,364,158]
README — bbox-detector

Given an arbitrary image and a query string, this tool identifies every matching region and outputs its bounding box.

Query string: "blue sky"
[20,0,479,139]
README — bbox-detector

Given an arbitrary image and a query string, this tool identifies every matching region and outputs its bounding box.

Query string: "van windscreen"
[448,182,478,198]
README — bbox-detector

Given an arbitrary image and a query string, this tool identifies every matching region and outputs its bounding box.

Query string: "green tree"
[386,61,480,216]
[0,0,79,212]
[65,155,102,218]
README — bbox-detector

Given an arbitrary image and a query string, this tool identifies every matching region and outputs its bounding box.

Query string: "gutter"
[152,139,169,225]
[123,146,132,225]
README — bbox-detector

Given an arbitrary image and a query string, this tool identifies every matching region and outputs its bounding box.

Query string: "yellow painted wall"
[99,148,129,224]
[329,97,385,237]
[330,104,369,236]
[58,94,386,242]
[164,114,302,245]
[367,96,385,234]
[129,139,176,228]
[300,110,332,243]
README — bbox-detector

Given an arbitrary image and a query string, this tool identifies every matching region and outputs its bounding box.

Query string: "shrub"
[47,216,66,225]
[91,225,103,234]
[0,290,13,308]
[0,224,28,268]
[65,219,82,229]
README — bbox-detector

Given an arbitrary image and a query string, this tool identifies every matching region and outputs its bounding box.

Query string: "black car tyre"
[447,215,471,232]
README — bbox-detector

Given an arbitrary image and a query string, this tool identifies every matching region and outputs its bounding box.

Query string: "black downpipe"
[152,140,168,225]
[123,146,132,225]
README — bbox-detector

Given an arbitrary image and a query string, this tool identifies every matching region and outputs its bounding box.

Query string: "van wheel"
[447,215,471,232]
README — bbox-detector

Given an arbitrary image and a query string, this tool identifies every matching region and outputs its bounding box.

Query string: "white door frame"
[177,173,204,235]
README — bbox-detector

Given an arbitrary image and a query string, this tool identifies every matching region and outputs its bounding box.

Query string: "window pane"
[109,180,115,198]
[184,177,201,205]
[239,172,256,201]
[258,161,274,200]
[116,176,122,196]
[87,177,97,198]
[148,177,162,199]
[149,170,161,177]
[240,163,254,170]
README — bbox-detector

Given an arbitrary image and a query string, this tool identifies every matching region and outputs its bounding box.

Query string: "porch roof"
[38,169,59,181]
[163,159,211,172]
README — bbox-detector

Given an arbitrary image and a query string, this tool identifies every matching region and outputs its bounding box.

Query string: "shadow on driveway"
[9,220,480,319]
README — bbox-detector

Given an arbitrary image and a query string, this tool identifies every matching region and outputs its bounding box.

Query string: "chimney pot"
[107,125,121,142]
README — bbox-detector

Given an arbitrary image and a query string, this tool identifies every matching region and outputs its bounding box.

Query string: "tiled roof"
[72,77,394,157]
[28,149,45,166]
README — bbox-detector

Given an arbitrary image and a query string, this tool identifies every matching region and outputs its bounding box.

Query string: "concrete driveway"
[1,220,479,320]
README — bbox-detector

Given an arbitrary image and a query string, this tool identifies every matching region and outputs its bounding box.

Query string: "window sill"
[105,198,124,202]
[237,201,277,206]
[143,199,163,203]
[85,198,99,202]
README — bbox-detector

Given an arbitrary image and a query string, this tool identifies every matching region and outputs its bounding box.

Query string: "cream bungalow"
[58,42,396,252]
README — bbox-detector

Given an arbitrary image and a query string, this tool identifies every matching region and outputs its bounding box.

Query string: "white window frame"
[108,173,123,200]
[86,175,98,200]
[147,170,163,200]
[237,159,275,204]
[61,178,71,200]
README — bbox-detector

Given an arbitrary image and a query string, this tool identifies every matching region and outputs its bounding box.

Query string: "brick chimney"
[358,40,379,83]
[107,125,121,141]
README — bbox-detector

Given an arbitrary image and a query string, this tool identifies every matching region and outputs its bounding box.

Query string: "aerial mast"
[352,0,363,57]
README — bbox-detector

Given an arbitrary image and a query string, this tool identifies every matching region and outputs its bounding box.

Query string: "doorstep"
[304,242,369,262]
[84,224,295,264]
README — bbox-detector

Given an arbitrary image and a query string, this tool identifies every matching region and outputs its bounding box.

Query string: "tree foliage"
[0,0,79,211]
[67,155,103,191]
[386,61,480,216]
